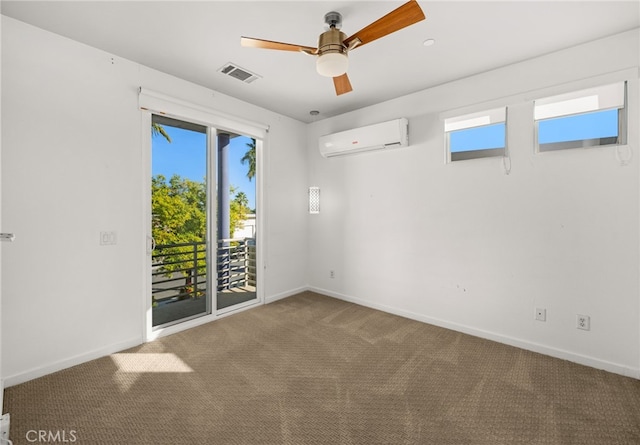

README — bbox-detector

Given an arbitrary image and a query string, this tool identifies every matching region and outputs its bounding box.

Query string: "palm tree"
[241,138,256,181]
[152,123,172,143]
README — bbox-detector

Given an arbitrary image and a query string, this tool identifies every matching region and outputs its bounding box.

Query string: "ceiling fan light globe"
[316,53,348,77]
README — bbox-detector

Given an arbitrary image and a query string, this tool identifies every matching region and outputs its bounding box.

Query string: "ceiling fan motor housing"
[316,27,349,77]
[317,28,347,56]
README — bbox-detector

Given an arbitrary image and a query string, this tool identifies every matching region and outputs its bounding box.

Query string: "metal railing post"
[243,238,249,287]
[193,241,198,298]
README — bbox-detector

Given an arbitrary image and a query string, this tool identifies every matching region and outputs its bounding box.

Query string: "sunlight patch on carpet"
[111,353,194,373]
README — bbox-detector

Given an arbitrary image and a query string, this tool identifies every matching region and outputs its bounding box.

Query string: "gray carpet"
[4,291,640,444]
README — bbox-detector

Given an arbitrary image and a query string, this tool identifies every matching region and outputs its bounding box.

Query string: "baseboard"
[4,337,142,388]
[6,288,637,387]
[265,286,310,304]
[4,289,307,387]
[309,286,640,380]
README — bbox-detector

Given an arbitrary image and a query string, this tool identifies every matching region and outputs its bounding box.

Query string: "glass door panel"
[215,132,258,311]
[151,115,211,328]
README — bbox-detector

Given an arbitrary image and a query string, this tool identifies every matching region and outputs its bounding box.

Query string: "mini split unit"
[318,118,409,158]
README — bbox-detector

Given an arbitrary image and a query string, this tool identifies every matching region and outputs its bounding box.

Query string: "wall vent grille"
[218,63,261,84]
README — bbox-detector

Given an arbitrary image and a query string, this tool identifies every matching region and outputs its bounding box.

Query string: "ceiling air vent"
[218,63,261,84]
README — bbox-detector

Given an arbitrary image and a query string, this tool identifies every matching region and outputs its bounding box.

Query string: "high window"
[534,82,627,152]
[445,107,507,162]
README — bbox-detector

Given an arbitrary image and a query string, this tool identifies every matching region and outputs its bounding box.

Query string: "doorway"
[150,115,259,329]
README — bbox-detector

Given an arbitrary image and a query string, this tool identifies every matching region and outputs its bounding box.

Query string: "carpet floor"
[4,291,640,444]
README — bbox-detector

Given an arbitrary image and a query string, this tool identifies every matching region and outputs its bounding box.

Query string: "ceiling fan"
[240,0,426,96]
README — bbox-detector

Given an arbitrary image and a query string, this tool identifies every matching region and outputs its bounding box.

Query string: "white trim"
[439,68,638,124]
[3,337,142,387]
[308,286,640,380]
[444,107,506,132]
[141,112,153,343]
[148,299,262,341]
[141,93,268,340]
[148,313,216,341]
[0,11,3,415]
[255,138,266,306]
[139,88,267,140]
[3,286,305,385]
[265,286,310,304]
[207,126,216,317]
[523,68,639,105]
[534,82,625,121]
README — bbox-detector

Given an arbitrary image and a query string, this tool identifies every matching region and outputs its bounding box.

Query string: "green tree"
[152,174,206,246]
[229,188,250,237]
[152,123,172,143]
[152,174,207,299]
[241,138,256,181]
[153,179,251,244]
[151,126,255,300]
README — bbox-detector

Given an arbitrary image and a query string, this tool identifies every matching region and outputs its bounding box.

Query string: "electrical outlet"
[535,308,546,322]
[1,413,10,443]
[577,314,590,331]
[329,270,335,279]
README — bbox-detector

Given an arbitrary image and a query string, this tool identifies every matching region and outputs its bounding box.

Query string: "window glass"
[450,123,506,153]
[445,107,506,162]
[538,109,618,144]
[535,82,626,152]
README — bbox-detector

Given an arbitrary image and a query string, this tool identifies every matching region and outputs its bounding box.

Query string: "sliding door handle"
[146,236,156,254]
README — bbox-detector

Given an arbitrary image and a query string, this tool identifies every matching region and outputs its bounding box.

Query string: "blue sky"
[152,126,256,210]
[538,109,618,144]
[450,123,505,153]
[450,109,618,152]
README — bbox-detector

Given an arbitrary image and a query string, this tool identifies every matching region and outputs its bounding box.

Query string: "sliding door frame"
[140,89,267,342]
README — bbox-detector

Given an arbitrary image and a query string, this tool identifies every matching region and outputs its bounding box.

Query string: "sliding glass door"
[150,115,259,329]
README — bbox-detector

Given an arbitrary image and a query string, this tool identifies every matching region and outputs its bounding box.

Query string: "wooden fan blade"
[333,73,353,96]
[241,36,317,53]
[344,0,425,48]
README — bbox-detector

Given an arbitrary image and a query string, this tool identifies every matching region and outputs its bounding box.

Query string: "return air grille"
[218,63,261,84]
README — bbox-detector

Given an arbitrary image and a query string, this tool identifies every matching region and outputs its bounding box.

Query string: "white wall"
[307,29,640,377]
[1,16,308,385]
[2,13,638,387]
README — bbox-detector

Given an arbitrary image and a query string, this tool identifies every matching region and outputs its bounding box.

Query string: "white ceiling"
[2,1,639,123]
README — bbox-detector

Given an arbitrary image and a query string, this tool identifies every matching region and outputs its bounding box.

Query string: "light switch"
[100,231,117,245]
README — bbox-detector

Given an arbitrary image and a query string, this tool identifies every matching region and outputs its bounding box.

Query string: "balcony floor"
[218,285,257,310]
[152,285,257,327]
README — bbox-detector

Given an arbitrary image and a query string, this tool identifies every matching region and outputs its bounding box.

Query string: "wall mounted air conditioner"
[319,118,409,158]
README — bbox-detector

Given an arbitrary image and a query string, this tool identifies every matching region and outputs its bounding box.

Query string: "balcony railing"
[151,238,256,306]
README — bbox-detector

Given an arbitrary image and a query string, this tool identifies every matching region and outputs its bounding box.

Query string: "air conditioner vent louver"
[220,65,235,74]
[218,63,261,84]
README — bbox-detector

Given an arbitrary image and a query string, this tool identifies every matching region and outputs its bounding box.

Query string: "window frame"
[534,81,627,153]
[444,106,508,163]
